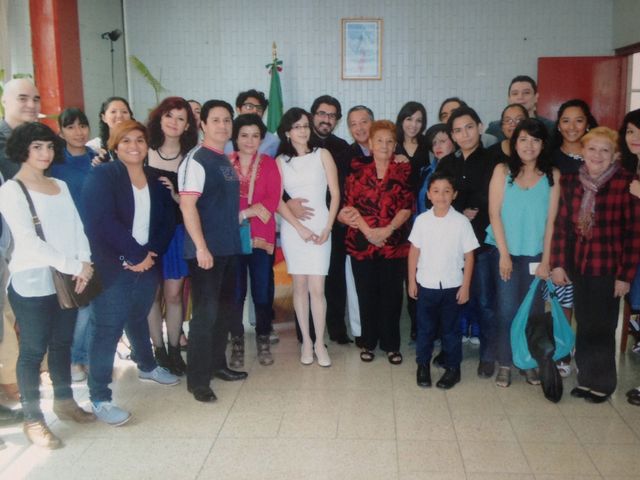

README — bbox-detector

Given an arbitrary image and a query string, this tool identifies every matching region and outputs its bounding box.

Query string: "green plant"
[129,55,167,104]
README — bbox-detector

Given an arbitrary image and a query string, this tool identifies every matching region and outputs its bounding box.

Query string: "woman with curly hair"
[144,97,198,376]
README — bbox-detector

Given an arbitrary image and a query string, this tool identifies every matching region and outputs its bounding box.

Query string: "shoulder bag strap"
[13,179,47,241]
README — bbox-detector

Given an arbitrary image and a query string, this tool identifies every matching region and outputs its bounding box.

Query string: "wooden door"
[537,56,627,129]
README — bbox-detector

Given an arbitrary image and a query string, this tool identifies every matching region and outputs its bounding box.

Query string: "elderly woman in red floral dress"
[339,120,413,364]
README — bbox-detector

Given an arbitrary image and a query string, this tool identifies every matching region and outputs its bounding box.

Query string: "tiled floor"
[1,321,640,480]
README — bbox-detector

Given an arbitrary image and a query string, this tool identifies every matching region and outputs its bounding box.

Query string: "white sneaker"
[138,366,180,385]
[71,364,87,383]
[462,336,470,344]
[556,362,572,378]
[469,336,480,346]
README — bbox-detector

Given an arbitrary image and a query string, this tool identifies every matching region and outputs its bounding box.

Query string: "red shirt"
[551,169,640,283]
[344,158,413,260]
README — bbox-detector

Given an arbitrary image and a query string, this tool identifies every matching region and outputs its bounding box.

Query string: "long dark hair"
[276,108,314,160]
[395,101,427,144]
[553,99,598,149]
[98,96,133,149]
[508,118,554,186]
[146,96,198,154]
[619,108,640,174]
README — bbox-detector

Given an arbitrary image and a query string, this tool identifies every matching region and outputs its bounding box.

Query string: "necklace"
[157,147,181,161]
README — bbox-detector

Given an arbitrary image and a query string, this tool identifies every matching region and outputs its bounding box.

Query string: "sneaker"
[71,364,87,383]
[92,401,131,426]
[138,366,180,386]
[462,335,470,343]
[469,336,480,346]
[556,361,572,378]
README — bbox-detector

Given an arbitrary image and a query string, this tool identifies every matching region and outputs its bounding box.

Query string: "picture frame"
[341,18,383,80]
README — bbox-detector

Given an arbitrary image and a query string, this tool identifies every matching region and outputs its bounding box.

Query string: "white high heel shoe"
[314,343,331,367]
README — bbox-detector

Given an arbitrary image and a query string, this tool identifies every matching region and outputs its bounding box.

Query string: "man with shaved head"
[0,78,41,179]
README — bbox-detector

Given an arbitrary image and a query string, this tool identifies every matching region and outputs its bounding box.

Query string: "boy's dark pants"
[415,285,461,368]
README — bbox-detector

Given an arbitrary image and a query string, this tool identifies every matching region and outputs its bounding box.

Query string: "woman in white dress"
[276,108,339,367]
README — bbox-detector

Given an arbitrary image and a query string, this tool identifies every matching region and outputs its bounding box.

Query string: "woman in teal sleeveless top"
[486,119,560,387]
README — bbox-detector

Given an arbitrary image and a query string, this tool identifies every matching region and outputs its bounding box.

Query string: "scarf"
[577,161,619,239]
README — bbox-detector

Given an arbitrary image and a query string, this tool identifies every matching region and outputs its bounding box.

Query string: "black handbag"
[13,179,102,309]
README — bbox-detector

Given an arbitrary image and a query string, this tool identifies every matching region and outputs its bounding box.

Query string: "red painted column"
[29,0,84,128]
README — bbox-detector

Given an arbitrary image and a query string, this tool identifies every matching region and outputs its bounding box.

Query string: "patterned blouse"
[344,157,413,260]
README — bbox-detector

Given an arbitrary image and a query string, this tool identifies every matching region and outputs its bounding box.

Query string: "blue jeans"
[416,285,461,368]
[493,252,543,366]
[88,268,158,403]
[8,285,77,421]
[187,256,237,390]
[231,248,273,337]
[469,248,497,363]
[71,304,93,365]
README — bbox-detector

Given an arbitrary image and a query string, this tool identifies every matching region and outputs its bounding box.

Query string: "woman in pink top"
[228,114,282,366]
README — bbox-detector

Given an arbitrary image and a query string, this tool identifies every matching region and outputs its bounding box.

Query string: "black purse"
[13,179,102,309]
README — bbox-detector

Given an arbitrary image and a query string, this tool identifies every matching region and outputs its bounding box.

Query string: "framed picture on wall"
[341,18,383,80]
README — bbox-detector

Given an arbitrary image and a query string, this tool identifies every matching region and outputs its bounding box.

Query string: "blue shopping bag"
[511,278,575,370]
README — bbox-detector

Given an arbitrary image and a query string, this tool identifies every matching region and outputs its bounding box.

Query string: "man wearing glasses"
[309,95,349,160]
[225,89,280,158]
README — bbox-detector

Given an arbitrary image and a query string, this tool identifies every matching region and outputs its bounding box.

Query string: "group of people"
[0,73,639,450]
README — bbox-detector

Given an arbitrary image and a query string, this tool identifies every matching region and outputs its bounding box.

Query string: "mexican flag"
[266,55,283,133]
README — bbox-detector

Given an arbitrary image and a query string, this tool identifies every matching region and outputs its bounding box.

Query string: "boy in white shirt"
[408,171,478,389]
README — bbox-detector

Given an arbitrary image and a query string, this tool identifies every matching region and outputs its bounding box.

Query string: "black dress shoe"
[332,335,354,345]
[416,364,431,388]
[432,351,445,368]
[213,367,248,382]
[354,337,365,348]
[0,404,24,426]
[477,361,495,378]
[188,386,217,402]
[626,387,640,398]
[584,391,609,404]
[436,368,461,389]
[570,387,591,398]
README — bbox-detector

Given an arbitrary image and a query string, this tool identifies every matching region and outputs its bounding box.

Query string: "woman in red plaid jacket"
[551,126,640,403]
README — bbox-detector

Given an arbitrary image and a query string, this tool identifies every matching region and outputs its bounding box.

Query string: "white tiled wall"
[78,0,128,136]
[5,1,615,140]
[7,0,33,79]
[122,0,613,138]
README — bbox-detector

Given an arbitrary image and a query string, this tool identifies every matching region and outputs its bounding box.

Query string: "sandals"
[387,351,403,365]
[360,350,375,362]
[495,366,511,388]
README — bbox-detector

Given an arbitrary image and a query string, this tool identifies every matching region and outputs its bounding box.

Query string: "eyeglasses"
[315,111,337,120]
[291,124,310,131]
[502,117,525,126]
[242,103,264,113]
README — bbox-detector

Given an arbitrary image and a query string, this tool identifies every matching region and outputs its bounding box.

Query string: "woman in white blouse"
[0,122,95,449]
